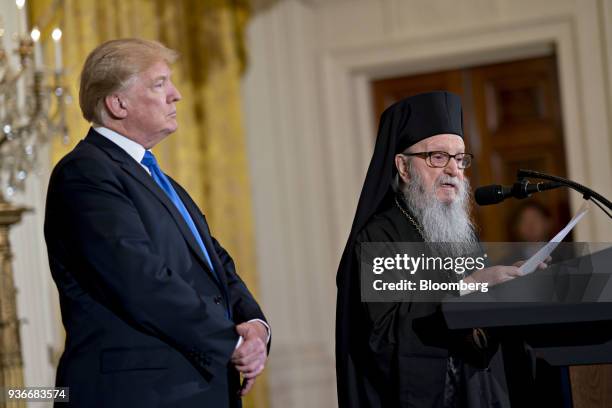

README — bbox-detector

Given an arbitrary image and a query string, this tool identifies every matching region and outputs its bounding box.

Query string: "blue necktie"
[141,151,217,275]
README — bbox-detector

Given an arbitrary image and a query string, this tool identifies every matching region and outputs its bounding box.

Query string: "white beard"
[400,163,478,256]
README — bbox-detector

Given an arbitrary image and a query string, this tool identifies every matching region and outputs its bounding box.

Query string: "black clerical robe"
[338,200,510,407]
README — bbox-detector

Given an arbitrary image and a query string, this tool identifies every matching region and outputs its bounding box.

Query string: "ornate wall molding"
[320,5,611,246]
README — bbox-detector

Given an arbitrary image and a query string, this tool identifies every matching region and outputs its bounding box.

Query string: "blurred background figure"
[512,201,553,242]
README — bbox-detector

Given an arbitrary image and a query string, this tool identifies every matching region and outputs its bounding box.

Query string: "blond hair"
[79,38,178,125]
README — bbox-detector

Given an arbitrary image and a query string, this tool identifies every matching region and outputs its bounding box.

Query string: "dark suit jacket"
[44,128,267,407]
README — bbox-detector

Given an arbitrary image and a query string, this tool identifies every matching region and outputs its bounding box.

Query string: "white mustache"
[435,175,459,189]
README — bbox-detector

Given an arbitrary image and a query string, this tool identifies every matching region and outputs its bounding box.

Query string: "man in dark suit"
[44,38,269,407]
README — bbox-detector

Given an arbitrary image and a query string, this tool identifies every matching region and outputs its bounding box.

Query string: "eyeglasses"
[401,151,474,169]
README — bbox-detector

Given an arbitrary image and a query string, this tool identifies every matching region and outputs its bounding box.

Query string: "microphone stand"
[517,169,612,219]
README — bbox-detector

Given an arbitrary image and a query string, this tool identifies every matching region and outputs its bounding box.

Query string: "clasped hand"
[231,321,268,396]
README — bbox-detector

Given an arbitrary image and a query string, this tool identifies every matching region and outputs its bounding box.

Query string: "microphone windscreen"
[474,185,505,206]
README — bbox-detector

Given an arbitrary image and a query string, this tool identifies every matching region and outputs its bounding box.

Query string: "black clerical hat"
[394,91,463,153]
[348,91,464,238]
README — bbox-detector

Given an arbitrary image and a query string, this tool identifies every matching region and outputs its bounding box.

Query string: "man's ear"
[104,94,128,119]
[395,154,411,183]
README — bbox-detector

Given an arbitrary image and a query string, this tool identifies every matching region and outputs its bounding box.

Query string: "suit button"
[213,295,223,304]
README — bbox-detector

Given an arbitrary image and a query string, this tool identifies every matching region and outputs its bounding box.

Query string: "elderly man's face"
[120,60,181,148]
[395,134,466,204]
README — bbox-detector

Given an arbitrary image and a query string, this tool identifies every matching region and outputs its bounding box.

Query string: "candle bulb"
[30,27,42,69]
[16,0,26,36]
[52,27,62,73]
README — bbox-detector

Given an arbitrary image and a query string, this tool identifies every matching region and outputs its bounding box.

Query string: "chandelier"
[0,0,69,201]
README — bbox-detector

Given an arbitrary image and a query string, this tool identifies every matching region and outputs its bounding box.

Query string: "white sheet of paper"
[518,201,589,275]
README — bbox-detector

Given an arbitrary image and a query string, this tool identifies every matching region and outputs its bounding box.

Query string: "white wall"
[243,2,338,406]
[243,0,612,406]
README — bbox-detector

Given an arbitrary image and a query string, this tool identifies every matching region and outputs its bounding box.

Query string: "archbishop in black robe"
[335,92,511,407]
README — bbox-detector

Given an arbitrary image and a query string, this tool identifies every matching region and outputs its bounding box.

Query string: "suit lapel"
[84,129,223,289]
[171,181,230,293]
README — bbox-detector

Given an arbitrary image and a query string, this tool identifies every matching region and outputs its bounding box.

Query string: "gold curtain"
[28,1,266,406]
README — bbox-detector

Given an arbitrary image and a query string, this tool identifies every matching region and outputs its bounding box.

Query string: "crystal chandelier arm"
[0,65,29,95]
[0,37,68,197]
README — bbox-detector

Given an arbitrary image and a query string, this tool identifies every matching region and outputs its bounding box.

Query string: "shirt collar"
[93,125,147,164]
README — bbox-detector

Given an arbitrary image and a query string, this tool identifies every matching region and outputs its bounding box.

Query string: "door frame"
[320,9,611,244]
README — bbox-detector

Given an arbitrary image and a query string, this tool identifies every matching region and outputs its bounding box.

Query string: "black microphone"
[474,180,563,206]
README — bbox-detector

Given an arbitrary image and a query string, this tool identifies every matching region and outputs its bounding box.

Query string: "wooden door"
[470,57,570,241]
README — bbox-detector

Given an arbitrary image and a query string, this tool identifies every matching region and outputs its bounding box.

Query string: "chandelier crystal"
[0,1,69,201]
